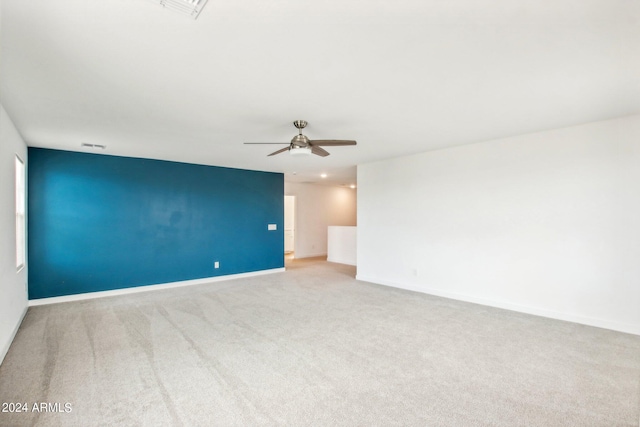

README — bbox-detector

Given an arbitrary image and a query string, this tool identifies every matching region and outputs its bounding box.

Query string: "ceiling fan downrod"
[291,120,310,147]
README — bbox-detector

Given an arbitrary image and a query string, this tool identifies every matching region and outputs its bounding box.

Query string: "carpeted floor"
[1,258,639,426]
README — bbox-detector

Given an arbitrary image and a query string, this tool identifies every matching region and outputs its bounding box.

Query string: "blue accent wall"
[28,148,284,299]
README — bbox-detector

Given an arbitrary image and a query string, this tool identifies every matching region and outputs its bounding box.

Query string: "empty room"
[1,0,639,426]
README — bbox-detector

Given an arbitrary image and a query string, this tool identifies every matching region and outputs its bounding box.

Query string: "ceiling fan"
[244,120,357,157]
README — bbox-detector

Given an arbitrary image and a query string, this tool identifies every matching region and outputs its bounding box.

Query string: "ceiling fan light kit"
[290,146,312,156]
[244,120,357,158]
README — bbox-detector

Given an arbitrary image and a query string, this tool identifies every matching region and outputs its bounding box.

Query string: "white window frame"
[16,155,25,272]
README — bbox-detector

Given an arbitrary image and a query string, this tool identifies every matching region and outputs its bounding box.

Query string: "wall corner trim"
[355,275,640,336]
[0,305,28,367]
[29,268,286,306]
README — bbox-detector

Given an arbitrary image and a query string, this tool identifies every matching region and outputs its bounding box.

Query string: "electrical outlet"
[214,261,219,269]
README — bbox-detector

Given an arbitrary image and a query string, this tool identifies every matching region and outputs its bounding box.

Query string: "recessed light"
[320,173,327,178]
[350,184,356,189]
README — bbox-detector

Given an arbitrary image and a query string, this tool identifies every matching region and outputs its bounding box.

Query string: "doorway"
[284,195,295,258]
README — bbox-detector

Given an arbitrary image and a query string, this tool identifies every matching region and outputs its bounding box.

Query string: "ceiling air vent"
[81,143,106,150]
[150,0,209,19]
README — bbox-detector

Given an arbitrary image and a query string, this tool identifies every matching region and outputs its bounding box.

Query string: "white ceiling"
[1,0,639,186]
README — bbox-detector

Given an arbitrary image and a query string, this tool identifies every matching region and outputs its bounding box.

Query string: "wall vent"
[150,0,209,19]
[81,143,106,150]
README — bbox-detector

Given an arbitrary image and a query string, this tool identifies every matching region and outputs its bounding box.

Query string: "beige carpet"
[1,258,639,426]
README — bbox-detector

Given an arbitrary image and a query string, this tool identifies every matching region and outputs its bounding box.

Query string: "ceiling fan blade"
[309,140,357,146]
[267,146,290,156]
[311,146,330,157]
[244,142,289,145]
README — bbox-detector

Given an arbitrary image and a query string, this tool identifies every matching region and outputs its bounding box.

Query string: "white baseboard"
[293,252,327,260]
[0,305,28,366]
[29,268,286,306]
[356,275,640,336]
[327,257,356,266]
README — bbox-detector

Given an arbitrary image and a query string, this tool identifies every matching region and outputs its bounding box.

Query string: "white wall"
[357,115,640,335]
[0,105,29,365]
[284,182,357,258]
[327,226,357,266]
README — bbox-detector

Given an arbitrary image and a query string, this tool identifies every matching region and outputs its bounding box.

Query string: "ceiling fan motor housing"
[291,134,310,147]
